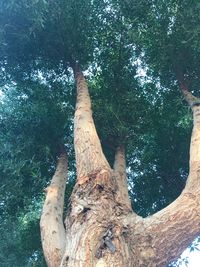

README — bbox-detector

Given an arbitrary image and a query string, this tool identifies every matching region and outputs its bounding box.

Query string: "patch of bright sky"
[0,88,5,104]
[179,243,200,267]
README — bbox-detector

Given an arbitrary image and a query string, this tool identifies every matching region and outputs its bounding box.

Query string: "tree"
[40,67,200,267]
[0,80,74,266]
[1,0,200,266]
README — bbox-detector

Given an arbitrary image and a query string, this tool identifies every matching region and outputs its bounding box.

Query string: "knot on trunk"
[95,228,116,259]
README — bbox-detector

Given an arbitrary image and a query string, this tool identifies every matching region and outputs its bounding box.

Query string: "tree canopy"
[0,0,199,266]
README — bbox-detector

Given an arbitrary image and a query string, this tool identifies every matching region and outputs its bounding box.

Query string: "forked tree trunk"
[41,67,200,267]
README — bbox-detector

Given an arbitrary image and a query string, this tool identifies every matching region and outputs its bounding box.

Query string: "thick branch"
[176,71,200,107]
[73,64,110,183]
[136,192,199,266]
[180,86,199,107]
[113,144,132,209]
[40,151,68,267]
[185,104,200,190]
[134,104,200,266]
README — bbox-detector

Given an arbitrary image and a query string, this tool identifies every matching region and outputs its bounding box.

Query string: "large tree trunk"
[60,64,134,267]
[41,67,200,267]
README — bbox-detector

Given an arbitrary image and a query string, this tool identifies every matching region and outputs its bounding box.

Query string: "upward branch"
[113,144,132,209]
[73,63,110,184]
[132,79,200,266]
[176,70,200,187]
[176,70,200,107]
[120,70,200,266]
[40,150,68,267]
[124,104,200,266]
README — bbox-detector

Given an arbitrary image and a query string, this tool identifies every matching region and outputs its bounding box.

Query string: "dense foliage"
[0,0,200,266]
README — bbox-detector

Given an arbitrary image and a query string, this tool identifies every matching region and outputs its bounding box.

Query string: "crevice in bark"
[40,150,68,267]
[61,168,135,267]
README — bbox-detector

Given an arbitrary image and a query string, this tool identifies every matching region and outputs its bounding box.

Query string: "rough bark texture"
[41,68,200,267]
[134,93,200,266]
[73,64,110,184]
[40,151,68,267]
[113,145,132,209]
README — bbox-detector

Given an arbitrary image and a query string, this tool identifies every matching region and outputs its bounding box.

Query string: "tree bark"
[41,68,200,267]
[134,88,200,266]
[73,63,110,184]
[59,66,135,267]
[113,144,132,209]
[40,151,68,267]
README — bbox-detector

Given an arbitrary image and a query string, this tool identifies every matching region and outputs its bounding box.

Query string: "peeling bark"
[61,177,135,267]
[40,151,68,267]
